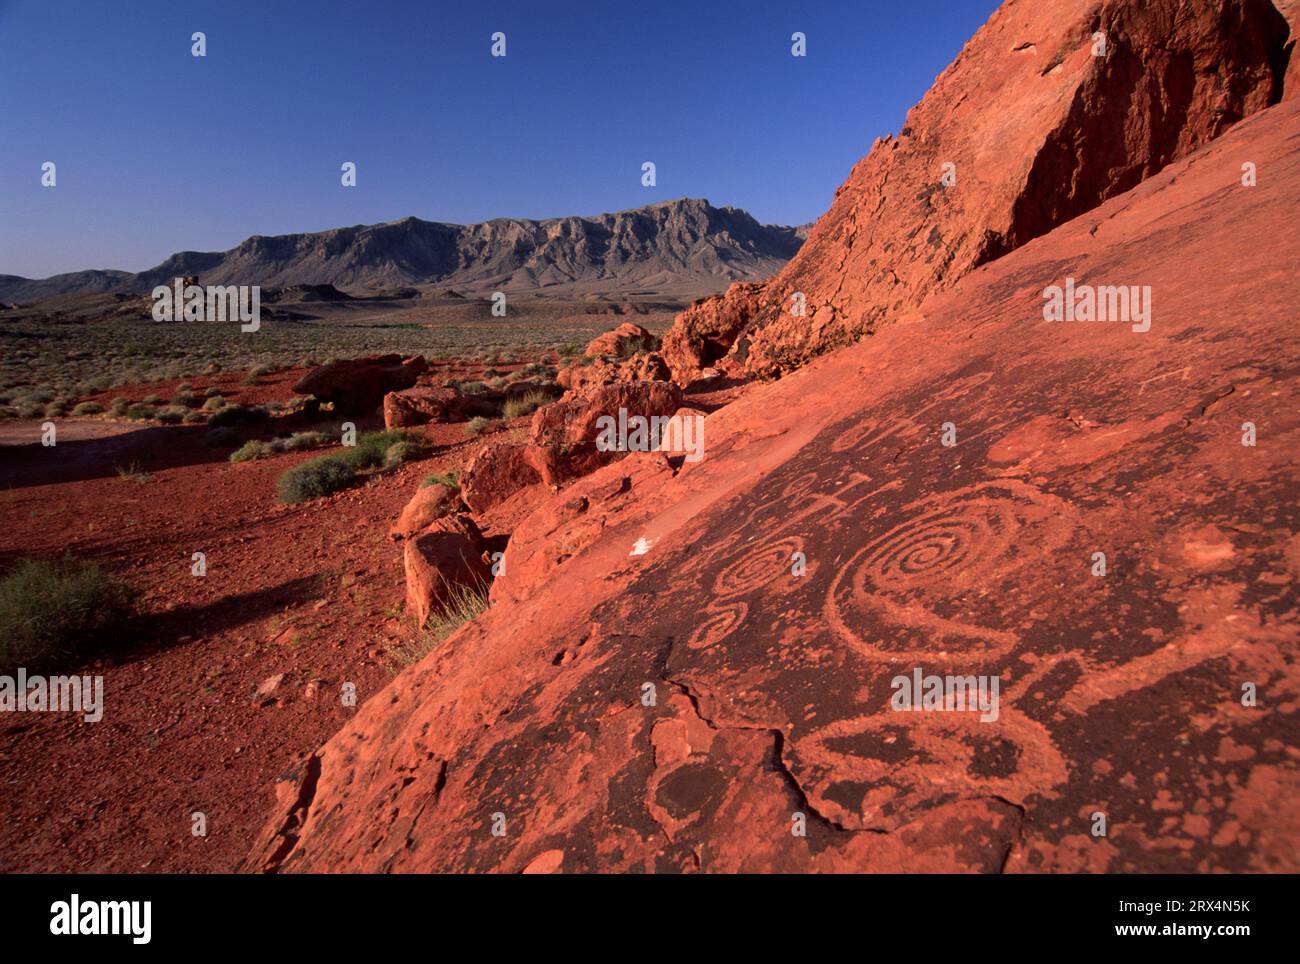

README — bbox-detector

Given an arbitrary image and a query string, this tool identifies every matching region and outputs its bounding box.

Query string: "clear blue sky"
[0,0,998,278]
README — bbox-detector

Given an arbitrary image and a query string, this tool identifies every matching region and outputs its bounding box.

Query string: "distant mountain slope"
[0,199,804,302]
[0,269,132,304]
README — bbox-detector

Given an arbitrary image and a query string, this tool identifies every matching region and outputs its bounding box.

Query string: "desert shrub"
[464,416,491,436]
[172,391,200,407]
[338,430,414,470]
[0,557,135,673]
[557,342,581,357]
[459,380,489,395]
[206,403,266,428]
[280,431,331,451]
[182,411,207,424]
[277,454,357,503]
[155,406,187,425]
[249,363,276,377]
[502,388,557,420]
[142,394,164,405]
[125,403,155,420]
[392,579,490,666]
[487,376,507,390]
[72,401,104,416]
[382,439,430,469]
[421,470,459,490]
[43,401,67,418]
[17,402,43,419]
[203,386,222,397]
[201,395,226,411]
[109,397,129,417]
[229,440,274,463]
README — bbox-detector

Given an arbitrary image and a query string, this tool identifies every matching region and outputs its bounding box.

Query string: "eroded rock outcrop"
[402,514,491,626]
[293,354,428,415]
[662,0,1291,382]
[248,96,1300,874]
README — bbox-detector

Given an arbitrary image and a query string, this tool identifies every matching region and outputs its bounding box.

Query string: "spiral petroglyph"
[712,535,806,599]
[685,600,750,650]
[826,480,1076,663]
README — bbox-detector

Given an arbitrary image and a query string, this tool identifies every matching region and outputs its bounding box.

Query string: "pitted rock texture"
[247,98,1300,873]
[661,0,1291,382]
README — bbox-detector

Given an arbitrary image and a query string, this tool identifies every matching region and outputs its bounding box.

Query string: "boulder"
[390,483,464,541]
[383,385,490,428]
[461,442,542,516]
[525,380,683,486]
[557,351,672,393]
[402,514,491,627]
[661,0,1291,381]
[583,322,656,358]
[294,354,428,415]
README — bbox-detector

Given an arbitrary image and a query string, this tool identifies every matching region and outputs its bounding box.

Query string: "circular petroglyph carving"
[826,479,1074,663]
[712,535,805,599]
[686,600,749,650]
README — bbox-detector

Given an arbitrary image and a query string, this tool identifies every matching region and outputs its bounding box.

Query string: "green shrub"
[421,470,459,490]
[339,430,414,470]
[0,557,135,673]
[155,406,186,425]
[230,440,274,463]
[277,454,357,503]
[125,403,156,420]
[206,403,265,428]
[464,416,491,436]
[72,401,104,416]
[382,439,429,469]
[17,402,43,419]
[109,397,129,417]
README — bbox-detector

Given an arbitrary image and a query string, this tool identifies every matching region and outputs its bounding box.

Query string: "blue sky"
[0,0,999,278]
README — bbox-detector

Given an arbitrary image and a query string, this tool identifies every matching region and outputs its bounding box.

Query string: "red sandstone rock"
[390,483,463,541]
[384,386,470,428]
[557,351,672,393]
[525,380,683,486]
[294,354,428,415]
[662,0,1290,382]
[402,514,491,627]
[583,321,656,358]
[247,96,1300,874]
[460,442,542,516]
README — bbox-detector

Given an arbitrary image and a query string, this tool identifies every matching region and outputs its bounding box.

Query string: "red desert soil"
[246,98,1300,874]
[0,367,528,872]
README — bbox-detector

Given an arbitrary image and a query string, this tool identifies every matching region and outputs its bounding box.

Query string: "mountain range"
[0,198,807,303]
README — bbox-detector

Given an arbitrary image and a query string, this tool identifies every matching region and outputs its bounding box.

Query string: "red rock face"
[401,514,491,627]
[557,351,672,393]
[526,380,684,487]
[383,386,469,428]
[293,354,428,415]
[246,97,1300,873]
[460,443,543,516]
[390,483,463,541]
[583,321,656,358]
[662,0,1291,382]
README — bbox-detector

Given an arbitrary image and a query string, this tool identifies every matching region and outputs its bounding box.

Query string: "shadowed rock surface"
[245,97,1300,873]
[662,0,1292,382]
